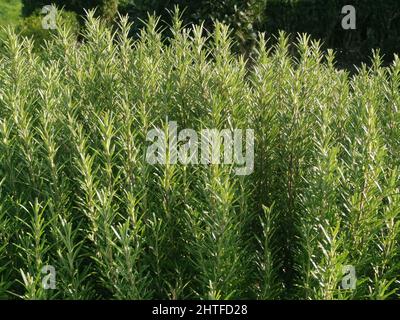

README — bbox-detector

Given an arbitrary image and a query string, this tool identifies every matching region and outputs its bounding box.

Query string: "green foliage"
[16,9,80,46]
[21,0,97,16]
[21,0,118,22]
[0,0,22,25]
[99,0,119,22]
[15,1,400,63]
[0,0,22,39]
[0,11,400,300]
[121,0,400,63]
[120,0,266,53]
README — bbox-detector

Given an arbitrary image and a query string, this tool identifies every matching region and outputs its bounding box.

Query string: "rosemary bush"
[0,11,399,300]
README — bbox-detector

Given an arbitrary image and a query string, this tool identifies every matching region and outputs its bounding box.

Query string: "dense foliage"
[16,10,80,45]
[120,0,400,62]
[120,0,266,50]
[21,0,119,21]
[0,0,22,28]
[0,12,400,300]
[18,1,400,62]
